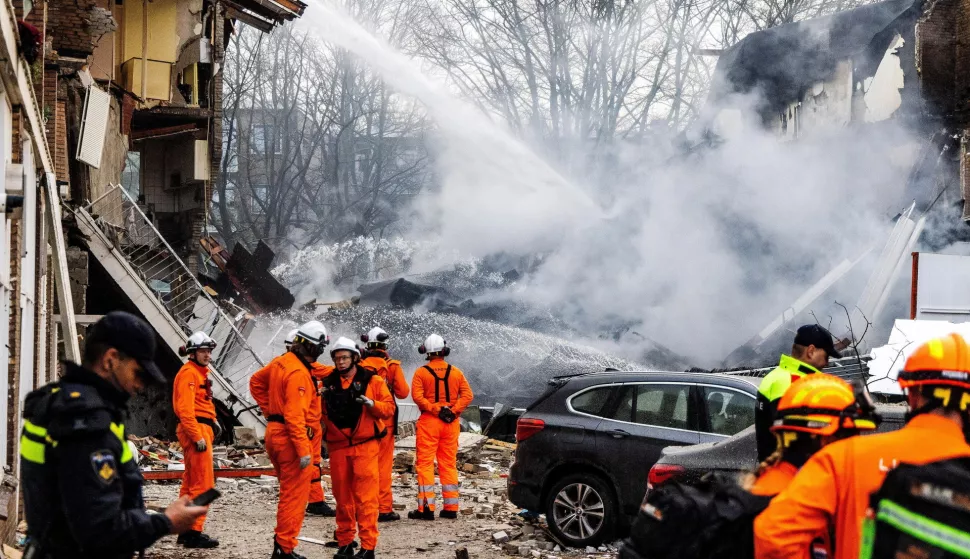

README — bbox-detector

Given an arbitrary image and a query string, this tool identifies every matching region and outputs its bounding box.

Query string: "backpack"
[619,472,772,559]
[859,457,970,559]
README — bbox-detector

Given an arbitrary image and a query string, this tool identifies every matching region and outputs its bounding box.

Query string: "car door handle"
[608,429,630,439]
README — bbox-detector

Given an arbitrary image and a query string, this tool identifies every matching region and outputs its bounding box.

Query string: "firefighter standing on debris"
[755,324,841,461]
[172,332,221,549]
[250,320,329,559]
[409,334,474,521]
[321,337,394,559]
[359,327,410,521]
[20,312,207,559]
[754,332,970,559]
[296,328,338,518]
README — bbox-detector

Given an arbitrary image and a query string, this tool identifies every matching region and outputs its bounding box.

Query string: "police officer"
[755,324,841,461]
[20,311,207,558]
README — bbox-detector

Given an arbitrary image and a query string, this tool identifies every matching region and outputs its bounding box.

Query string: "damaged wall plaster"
[864,34,907,122]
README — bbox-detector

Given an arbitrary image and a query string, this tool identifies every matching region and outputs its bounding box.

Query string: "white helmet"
[360,327,389,347]
[181,331,216,355]
[294,320,329,348]
[330,336,361,358]
[419,334,449,357]
[284,328,299,349]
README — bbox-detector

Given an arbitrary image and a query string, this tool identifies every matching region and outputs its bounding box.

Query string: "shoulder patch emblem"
[69,391,81,398]
[90,450,118,484]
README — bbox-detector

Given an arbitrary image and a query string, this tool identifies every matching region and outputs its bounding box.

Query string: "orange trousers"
[265,423,314,553]
[378,431,395,513]
[415,414,460,512]
[309,426,325,503]
[330,440,380,550]
[177,423,214,532]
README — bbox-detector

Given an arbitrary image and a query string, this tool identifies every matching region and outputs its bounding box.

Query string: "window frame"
[695,383,758,438]
[567,381,700,433]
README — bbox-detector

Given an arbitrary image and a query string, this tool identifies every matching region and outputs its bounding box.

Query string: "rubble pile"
[128,427,271,470]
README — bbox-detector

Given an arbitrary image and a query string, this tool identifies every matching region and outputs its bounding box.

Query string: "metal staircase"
[73,185,266,433]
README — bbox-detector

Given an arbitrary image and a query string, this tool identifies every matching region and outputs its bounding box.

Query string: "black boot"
[439,510,458,519]
[407,509,435,521]
[377,511,401,522]
[354,549,376,559]
[178,530,220,548]
[307,501,337,517]
[271,538,307,559]
[334,544,356,559]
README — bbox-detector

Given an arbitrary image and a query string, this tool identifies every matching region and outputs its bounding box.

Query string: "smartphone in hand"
[191,488,221,506]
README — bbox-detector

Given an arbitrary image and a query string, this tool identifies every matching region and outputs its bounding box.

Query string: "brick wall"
[48,0,116,58]
[919,0,958,117]
[5,221,20,471]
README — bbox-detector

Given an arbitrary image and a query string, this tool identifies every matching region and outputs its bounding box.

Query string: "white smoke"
[289,2,928,366]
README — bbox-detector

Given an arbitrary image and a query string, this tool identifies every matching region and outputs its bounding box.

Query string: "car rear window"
[570,386,614,416]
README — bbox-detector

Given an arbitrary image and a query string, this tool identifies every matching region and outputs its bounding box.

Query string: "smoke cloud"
[291,3,930,367]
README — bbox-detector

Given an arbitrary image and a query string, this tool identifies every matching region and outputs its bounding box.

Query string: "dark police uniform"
[20,361,172,558]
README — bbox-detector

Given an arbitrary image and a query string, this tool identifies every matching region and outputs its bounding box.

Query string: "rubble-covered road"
[138,436,622,559]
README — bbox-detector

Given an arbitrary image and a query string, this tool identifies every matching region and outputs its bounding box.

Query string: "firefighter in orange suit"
[321,337,394,559]
[408,334,473,521]
[172,332,221,549]
[748,373,877,498]
[280,328,338,518]
[250,320,329,559]
[358,327,410,522]
[754,333,970,559]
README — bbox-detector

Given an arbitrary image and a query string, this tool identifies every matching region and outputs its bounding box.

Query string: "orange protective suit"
[754,413,970,559]
[173,360,217,532]
[359,353,410,513]
[249,352,316,554]
[411,358,473,512]
[321,366,394,550]
[749,461,797,497]
[308,363,334,503]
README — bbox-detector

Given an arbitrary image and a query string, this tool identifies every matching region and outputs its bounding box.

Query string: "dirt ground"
[140,468,603,559]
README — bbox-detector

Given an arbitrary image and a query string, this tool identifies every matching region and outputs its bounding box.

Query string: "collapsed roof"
[707,0,921,114]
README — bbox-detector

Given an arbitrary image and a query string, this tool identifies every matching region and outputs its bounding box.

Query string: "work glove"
[195,439,207,452]
[355,395,375,407]
[299,455,311,469]
[438,407,457,424]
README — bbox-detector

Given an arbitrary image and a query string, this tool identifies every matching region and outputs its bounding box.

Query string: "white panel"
[19,140,36,417]
[76,86,111,168]
[193,139,208,181]
[916,253,970,321]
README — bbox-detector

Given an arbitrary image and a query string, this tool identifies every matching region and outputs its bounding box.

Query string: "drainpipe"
[141,0,149,99]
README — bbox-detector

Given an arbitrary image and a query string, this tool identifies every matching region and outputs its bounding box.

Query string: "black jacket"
[20,362,172,558]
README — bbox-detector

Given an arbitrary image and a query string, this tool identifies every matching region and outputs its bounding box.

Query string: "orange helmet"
[899,333,970,392]
[771,374,879,437]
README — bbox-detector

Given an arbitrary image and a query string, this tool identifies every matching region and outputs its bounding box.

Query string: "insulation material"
[868,319,970,394]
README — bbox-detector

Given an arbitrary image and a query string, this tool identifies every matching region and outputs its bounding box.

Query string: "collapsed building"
[694,0,970,366]
[0,0,306,542]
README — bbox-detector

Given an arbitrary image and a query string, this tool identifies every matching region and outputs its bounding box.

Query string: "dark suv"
[508,371,759,547]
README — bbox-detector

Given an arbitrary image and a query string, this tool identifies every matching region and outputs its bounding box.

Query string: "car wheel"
[544,473,616,547]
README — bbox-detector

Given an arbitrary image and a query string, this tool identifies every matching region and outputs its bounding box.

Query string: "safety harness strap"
[424,365,452,403]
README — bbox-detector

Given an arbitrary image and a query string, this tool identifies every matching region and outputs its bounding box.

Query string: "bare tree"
[215,8,431,255]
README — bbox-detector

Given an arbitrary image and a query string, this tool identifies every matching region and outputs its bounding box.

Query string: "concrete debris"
[492,531,510,544]
[393,451,416,472]
[234,427,260,448]
[127,434,271,470]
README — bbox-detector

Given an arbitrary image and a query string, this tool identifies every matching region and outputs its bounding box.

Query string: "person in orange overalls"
[755,333,970,559]
[358,327,410,522]
[283,328,339,519]
[321,337,394,559]
[172,331,221,549]
[408,334,473,521]
[250,320,329,559]
[747,373,878,498]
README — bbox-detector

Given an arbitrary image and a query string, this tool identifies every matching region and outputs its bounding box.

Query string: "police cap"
[85,311,166,384]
